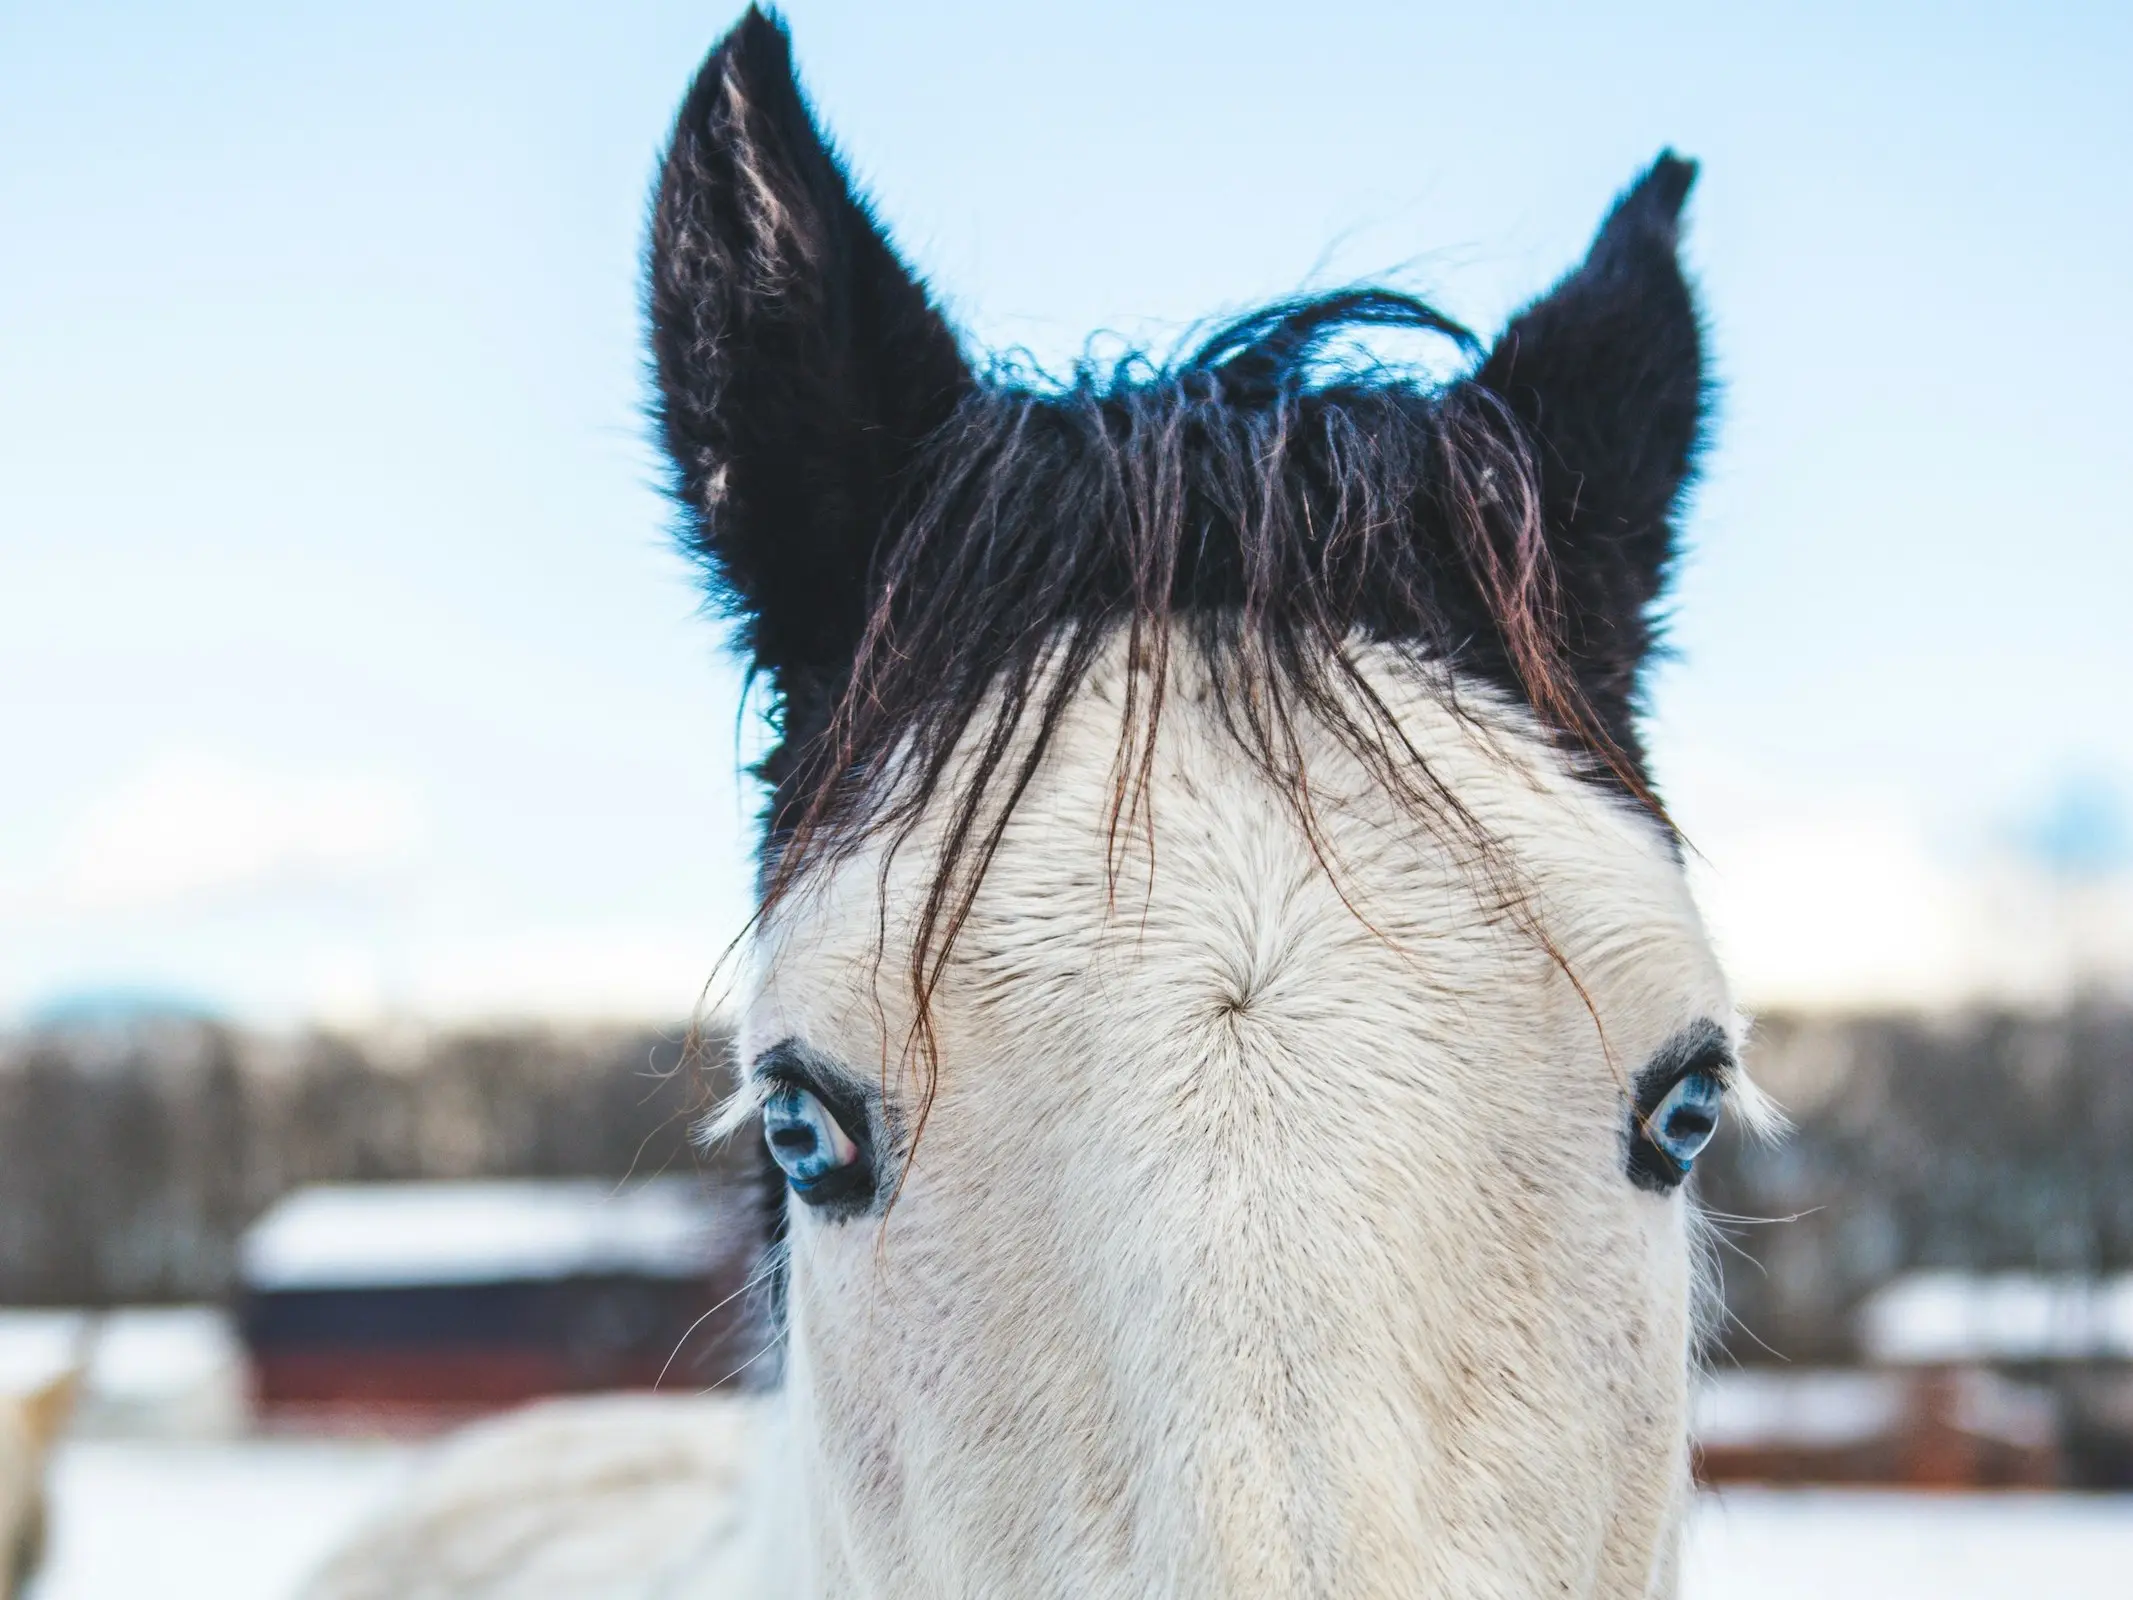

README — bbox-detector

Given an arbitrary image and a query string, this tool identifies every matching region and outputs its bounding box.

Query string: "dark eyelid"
[753,1039,875,1134]
[1632,1017,1734,1113]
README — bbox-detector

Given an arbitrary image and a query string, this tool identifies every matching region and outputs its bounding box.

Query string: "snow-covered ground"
[29,1438,414,1600]
[1684,1489,2133,1598]
[21,1436,2133,1599]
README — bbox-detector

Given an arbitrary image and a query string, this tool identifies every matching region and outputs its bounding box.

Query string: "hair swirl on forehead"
[749,291,1661,1117]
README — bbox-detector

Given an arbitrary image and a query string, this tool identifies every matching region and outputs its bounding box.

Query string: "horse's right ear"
[650,7,972,701]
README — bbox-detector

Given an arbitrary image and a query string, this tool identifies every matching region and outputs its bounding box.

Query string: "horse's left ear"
[1469,152,1707,748]
[649,7,973,709]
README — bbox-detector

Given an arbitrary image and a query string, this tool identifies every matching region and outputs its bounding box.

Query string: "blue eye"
[1648,1070,1724,1171]
[762,1084,860,1191]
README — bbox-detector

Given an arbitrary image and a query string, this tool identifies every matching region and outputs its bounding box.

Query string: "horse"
[1,1367,76,1599]
[308,7,1760,1595]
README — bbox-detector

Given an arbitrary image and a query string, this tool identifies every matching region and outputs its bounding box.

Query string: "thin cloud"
[52,753,427,914]
[1689,798,2133,1012]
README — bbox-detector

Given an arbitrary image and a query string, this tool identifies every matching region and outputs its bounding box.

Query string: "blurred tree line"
[3,1008,2131,1363]
[0,1020,735,1305]
[1700,1005,2133,1362]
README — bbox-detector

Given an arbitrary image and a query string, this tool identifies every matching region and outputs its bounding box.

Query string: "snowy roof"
[1694,1369,1905,1450]
[1858,1271,2133,1364]
[239,1179,733,1291]
[1693,1365,2057,1452]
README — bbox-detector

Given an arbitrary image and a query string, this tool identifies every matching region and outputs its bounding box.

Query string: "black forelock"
[754,284,1675,935]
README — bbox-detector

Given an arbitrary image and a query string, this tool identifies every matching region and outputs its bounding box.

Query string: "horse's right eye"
[763,1085,860,1192]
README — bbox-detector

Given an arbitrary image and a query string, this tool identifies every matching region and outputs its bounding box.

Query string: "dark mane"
[763,287,1654,863]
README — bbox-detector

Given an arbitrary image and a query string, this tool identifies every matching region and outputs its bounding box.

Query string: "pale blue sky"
[3,1,2129,1020]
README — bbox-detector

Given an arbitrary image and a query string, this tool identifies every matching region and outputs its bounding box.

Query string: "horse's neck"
[301,1392,784,1600]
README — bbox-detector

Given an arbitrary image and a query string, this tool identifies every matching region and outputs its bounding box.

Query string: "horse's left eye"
[763,1084,860,1192]
[1627,1027,1734,1193]
[1650,1071,1723,1167]
[1642,1070,1724,1180]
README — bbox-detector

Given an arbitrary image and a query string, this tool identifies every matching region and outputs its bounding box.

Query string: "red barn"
[237,1179,755,1422]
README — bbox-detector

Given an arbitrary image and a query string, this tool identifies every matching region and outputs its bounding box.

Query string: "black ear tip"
[1619,151,1698,233]
[673,6,800,146]
[1644,150,1699,216]
[721,4,795,73]
[1586,150,1698,261]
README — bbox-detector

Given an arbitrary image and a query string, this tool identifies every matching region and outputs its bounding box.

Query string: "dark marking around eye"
[1626,1018,1733,1194]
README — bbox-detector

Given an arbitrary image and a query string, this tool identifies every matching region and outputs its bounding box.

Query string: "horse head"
[650,11,1751,1594]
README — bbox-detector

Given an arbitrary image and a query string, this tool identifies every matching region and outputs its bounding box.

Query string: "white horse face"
[736,651,1736,1599]
[652,14,1733,1593]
